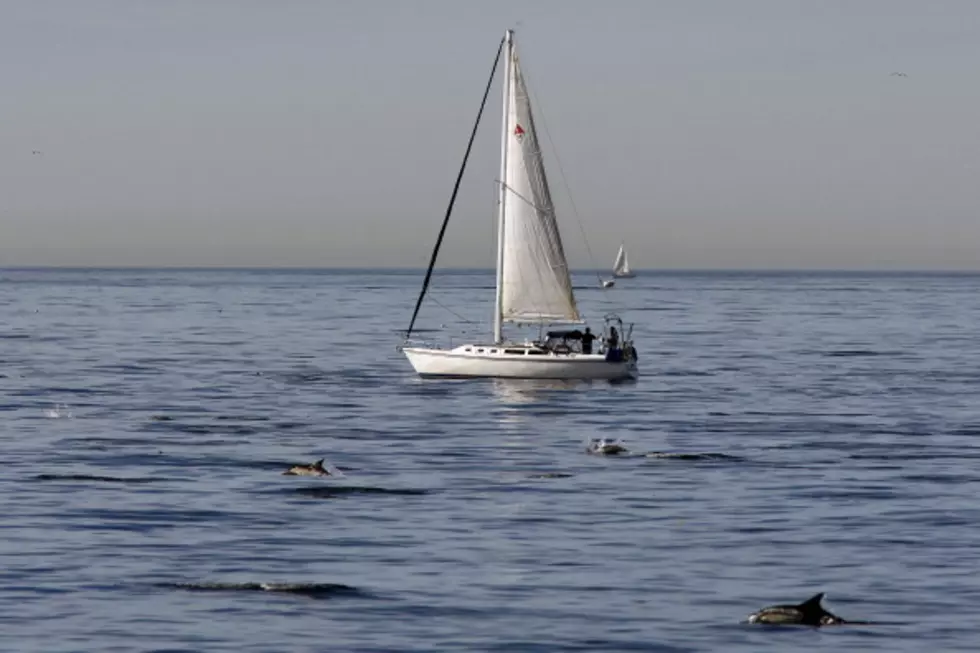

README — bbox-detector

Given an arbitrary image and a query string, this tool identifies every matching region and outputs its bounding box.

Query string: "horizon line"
[3,265,980,275]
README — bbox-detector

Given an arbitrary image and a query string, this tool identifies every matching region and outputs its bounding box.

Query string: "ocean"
[2,267,979,652]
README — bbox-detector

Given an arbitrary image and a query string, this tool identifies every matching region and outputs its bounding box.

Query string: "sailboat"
[400,29,638,380]
[612,243,635,278]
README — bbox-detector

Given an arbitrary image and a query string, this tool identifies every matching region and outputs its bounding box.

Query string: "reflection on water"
[490,378,597,429]
[490,378,595,405]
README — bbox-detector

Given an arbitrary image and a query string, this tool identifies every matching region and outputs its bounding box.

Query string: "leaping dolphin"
[283,458,330,476]
[747,592,872,627]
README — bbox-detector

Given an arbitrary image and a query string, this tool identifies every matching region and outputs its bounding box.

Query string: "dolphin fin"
[799,592,825,608]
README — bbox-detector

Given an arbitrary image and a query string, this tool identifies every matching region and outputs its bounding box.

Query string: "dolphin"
[747,592,869,627]
[586,438,629,455]
[283,458,330,477]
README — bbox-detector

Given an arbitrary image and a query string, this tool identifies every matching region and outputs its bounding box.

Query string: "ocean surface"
[2,267,980,652]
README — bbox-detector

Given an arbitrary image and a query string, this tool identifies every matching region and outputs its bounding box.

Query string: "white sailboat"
[400,30,638,380]
[612,243,636,278]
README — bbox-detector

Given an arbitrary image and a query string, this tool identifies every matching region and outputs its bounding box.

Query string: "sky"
[1,0,979,270]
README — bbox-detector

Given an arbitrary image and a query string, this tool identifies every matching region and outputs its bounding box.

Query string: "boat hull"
[613,272,636,278]
[403,345,637,380]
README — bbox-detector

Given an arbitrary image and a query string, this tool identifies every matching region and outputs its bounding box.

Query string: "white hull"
[403,345,637,380]
[613,271,635,278]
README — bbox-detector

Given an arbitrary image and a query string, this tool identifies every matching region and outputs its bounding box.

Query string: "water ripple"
[2,269,980,652]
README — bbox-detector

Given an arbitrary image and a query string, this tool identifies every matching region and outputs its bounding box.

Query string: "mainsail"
[613,243,631,276]
[498,46,580,324]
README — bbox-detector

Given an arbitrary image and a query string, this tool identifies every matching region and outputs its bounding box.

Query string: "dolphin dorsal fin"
[314,458,325,469]
[800,592,825,608]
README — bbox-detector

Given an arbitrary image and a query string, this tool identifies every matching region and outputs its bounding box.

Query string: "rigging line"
[497,180,571,289]
[405,35,505,340]
[428,294,478,324]
[519,56,607,291]
[498,180,547,215]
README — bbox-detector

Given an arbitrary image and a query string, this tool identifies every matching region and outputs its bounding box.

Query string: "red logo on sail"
[514,123,525,141]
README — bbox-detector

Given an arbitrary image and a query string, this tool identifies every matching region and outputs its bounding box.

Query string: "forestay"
[499,46,580,324]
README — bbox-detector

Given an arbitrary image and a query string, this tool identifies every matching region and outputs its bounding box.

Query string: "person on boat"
[607,326,619,350]
[581,327,596,354]
[603,326,623,362]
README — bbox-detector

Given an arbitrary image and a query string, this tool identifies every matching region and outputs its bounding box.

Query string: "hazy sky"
[2,0,979,269]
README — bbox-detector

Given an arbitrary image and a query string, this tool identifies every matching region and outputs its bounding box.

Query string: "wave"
[825,349,887,357]
[33,474,163,484]
[643,452,743,461]
[282,486,429,499]
[163,581,363,598]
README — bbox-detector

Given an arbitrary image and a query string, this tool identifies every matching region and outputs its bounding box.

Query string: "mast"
[404,35,504,341]
[493,29,513,344]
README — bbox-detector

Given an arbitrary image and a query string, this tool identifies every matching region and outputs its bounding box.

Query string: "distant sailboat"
[612,243,635,278]
[400,29,638,380]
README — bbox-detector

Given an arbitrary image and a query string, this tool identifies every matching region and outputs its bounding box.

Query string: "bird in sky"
[890,72,908,77]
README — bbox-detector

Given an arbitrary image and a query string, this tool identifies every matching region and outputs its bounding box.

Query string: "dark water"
[2,268,980,652]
